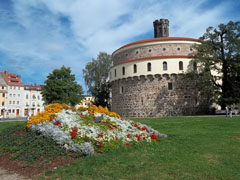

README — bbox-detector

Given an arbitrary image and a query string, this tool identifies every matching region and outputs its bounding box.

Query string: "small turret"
[153,19,169,38]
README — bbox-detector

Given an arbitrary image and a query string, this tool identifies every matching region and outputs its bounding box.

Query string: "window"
[163,62,168,71]
[122,66,125,75]
[114,69,117,77]
[13,109,15,113]
[190,48,193,51]
[9,101,11,104]
[2,102,4,106]
[10,94,12,97]
[13,94,15,97]
[38,95,40,100]
[147,63,151,72]
[193,62,197,71]
[120,86,124,94]
[149,49,152,52]
[26,94,28,99]
[177,48,180,51]
[136,51,138,54]
[17,101,19,105]
[13,101,15,104]
[110,72,112,79]
[2,93,5,98]
[133,64,137,73]
[1,86,4,90]
[179,61,183,70]
[163,48,166,51]
[168,83,173,90]
[33,95,36,99]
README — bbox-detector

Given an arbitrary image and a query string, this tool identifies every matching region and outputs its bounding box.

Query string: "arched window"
[133,64,137,73]
[179,61,183,70]
[122,67,125,75]
[147,63,151,71]
[114,69,117,77]
[193,62,197,71]
[163,61,167,71]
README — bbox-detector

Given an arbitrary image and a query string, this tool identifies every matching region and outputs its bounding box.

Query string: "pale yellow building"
[0,74,8,118]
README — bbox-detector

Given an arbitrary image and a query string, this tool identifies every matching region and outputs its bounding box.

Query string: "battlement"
[153,18,169,38]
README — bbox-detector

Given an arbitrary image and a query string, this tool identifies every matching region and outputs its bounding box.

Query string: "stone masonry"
[111,74,208,117]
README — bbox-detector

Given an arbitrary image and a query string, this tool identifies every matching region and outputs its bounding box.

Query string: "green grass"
[0,121,25,132]
[37,116,240,180]
[0,123,69,162]
[1,116,240,179]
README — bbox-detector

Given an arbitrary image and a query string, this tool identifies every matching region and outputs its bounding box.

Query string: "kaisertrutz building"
[109,19,206,117]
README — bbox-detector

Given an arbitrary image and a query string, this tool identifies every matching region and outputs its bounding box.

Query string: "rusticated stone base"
[111,74,208,117]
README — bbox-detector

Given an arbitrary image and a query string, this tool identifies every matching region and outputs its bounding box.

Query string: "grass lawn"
[0,121,25,132]
[1,116,240,179]
[36,116,240,180]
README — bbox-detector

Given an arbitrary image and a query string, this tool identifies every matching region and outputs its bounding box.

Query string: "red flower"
[136,135,141,141]
[141,126,148,132]
[85,137,89,142]
[151,133,158,141]
[70,131,77,139]
[115,136,118,141]
[97,141,103,147]
[124,143,130,147]
[73,126,78,132]
[98,133,104,138]
[127,134,132,138]
[53,120,61,126]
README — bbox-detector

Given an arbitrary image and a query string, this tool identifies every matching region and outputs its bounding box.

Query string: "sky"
[0,0,239,94]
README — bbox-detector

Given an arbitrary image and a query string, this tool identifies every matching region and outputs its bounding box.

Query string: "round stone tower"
[110,19,207,117]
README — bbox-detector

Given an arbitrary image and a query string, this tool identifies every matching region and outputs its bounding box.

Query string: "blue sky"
[0,0,239,93]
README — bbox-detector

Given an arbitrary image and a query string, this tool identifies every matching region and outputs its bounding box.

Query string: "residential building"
[0,74,7,118]
[1,71,25,118]
[24,84,44,117]
[1,71,44,118]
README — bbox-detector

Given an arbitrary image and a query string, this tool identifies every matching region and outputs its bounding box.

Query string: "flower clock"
[28,104,167,156]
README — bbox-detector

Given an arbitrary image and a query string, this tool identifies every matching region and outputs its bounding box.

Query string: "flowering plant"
[29,104,167,155]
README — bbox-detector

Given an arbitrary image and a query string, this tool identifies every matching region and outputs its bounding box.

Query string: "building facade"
[24,84,44,117]
[110,19,208,117]
[0,71,44,119]
[0,75,7,118]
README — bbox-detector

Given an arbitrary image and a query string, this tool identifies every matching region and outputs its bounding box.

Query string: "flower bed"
[28,104,167,156]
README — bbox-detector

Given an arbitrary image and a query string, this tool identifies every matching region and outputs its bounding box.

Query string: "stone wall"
[111,74,208,117]
[113,43,194,66]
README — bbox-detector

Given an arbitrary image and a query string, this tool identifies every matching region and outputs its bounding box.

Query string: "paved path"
[0,168,31,180]
[0,117,27,122]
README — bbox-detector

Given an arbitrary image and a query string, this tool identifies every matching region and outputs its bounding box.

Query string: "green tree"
[83,52,112,108]
[190,21,240,109]
[42,66,83,106]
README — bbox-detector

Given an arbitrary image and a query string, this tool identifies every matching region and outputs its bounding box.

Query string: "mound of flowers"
[27,104,167,156]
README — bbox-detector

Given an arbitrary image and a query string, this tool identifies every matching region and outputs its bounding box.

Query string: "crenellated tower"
[153,19,169,38]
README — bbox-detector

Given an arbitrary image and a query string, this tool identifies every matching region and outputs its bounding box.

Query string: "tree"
[190,21,240,109]
[42,66,83,106]
[83,52,112,108]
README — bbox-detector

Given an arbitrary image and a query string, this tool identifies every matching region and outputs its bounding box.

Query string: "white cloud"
[0,0,238,93]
